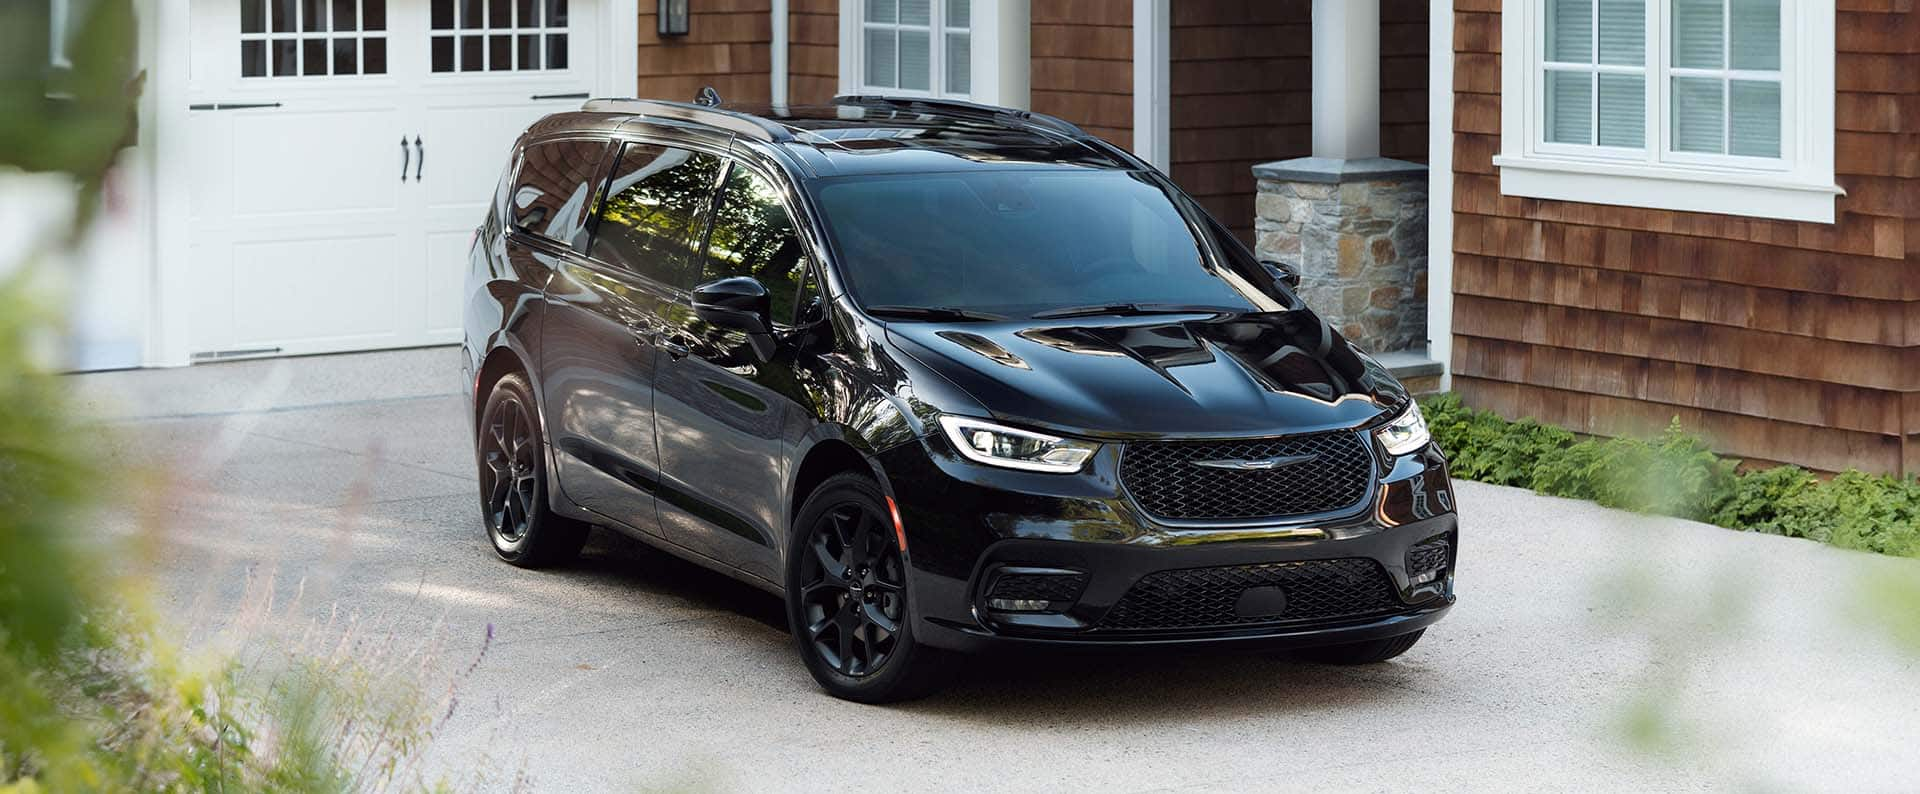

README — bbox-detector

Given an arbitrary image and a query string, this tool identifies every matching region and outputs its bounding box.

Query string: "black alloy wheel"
[798,501,908,676]
[476,373,588,567]
[786,472,950,702]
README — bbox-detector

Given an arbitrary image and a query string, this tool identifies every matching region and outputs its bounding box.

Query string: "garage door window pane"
[243,0,387,78]
[432,0,570,73]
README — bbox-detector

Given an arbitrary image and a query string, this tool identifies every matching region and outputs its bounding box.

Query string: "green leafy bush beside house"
[1420,393,1920,557]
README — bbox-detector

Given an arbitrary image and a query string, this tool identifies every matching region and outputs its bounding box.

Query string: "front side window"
[508,138,609,250]
[700,165,810,326]
[857,0,970,97]
[589,143,725,287]
[1496,0,1835,222]
[811,170,1276,319]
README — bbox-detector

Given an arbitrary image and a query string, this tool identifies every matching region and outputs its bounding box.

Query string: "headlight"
[936,415,1099,473]
[1374,403,1431,456]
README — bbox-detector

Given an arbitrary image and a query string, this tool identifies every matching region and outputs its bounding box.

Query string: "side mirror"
[692,276,773,335]
[1261,259,1302,290]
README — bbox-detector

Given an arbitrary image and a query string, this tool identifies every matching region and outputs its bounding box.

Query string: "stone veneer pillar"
[1250,157,1429,354]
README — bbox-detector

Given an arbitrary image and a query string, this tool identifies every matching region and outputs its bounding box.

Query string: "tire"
[786,472,952,703]
[475,372,589,568]
[1296,629,1426,665]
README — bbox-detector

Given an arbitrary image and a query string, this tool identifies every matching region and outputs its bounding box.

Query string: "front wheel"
[786,473,951,703]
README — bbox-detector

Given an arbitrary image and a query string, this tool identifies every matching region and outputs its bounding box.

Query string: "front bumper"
[874,434,1459,653]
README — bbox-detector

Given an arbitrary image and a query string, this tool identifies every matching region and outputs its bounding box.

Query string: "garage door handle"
[413,136,424,182]
[399,137,410,182]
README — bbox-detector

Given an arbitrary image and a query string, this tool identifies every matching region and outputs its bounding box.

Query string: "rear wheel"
[786,473,950,703]
[476,372,588,568]
[1296,629,1426,665]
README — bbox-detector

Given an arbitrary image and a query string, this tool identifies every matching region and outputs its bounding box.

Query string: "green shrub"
[1420,393,1920,559]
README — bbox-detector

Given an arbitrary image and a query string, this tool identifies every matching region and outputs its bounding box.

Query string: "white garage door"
[184,0,603,359]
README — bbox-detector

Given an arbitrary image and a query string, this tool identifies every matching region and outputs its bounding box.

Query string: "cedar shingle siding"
[637,0,774,104]
[1031,0,1136,150]
[1450,0,1920,474]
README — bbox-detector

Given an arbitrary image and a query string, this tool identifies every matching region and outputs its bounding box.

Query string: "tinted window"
[589,143,725,287]
[811,170,1270,318]
[508,138,610,250]
[700,164,808,324]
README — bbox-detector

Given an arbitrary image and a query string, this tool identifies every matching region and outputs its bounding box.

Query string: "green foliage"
[1422,393,1920,558]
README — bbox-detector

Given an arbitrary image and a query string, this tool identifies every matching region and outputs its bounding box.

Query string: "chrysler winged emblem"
[1191,453,1319,471]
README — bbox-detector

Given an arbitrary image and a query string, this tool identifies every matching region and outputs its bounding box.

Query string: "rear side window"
[509,138,611,251]
[589,143,725,288]
[699,163,809,325]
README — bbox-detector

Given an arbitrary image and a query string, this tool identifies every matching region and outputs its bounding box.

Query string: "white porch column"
[1311,0,1381,160]
[1130,0,1169,170]
[971,0,1030,109]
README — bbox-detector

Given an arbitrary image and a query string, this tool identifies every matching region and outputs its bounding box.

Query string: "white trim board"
[1427,0,1454,390]
[1131,0,1169,170]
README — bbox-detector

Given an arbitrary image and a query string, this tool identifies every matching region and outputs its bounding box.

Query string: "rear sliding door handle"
[531,92,590,101]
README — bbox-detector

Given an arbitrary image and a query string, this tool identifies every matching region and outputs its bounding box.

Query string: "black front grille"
[1119,431,1374,521]
[987,571,1088,605]
[1407,536,1451,581]
[1098,558,1403,631]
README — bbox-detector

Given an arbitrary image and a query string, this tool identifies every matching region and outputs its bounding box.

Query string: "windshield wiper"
[864,305,1008,322]
[1030,302,1244,320]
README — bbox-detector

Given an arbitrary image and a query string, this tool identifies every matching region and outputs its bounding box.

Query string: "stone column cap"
[1252,156,1429,184]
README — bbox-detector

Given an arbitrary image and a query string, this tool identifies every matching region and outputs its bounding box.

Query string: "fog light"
[987,598,1050,612]
[1412,570,1439,585]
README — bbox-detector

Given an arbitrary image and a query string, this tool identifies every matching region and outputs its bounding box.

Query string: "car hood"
[882,309,1411,438]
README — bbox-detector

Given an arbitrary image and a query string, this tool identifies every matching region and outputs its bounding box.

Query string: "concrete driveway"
[76,348,1920,792]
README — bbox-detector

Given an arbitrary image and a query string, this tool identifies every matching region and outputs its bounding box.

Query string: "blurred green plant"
[1422,393,1920,557]
[2,3,456,790]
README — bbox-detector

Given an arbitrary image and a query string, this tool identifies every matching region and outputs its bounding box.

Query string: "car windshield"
[809,170,1277,319]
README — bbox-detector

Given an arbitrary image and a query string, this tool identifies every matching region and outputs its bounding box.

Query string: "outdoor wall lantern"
[658,0,690,36]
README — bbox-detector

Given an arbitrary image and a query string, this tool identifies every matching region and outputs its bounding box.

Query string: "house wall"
[788,0,839,103]
[1380,0,1429,163]
[1030,0,1135,149]
[1448,0,1920,474]
[636,0,773,104]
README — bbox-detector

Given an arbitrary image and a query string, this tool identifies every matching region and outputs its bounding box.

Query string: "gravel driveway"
[76,348,1920,793]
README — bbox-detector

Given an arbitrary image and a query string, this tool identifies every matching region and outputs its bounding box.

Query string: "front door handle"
[656,332,690,360]
[413,136,424,181]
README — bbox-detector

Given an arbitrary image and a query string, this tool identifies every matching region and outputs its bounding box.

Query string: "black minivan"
[461,96,1457,702]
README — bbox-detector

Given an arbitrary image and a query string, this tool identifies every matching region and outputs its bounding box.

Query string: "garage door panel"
[424,230,470,335]
[420,101,561,211]
[231,233,401,346]
[231,107,405,219]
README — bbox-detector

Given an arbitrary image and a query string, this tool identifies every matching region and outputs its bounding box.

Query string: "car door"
[542,138,727,537]
[652,155,820,583]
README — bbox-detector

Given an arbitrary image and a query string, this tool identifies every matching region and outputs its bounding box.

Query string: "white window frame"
[837,0,986,101]
[1495,0,1840,223]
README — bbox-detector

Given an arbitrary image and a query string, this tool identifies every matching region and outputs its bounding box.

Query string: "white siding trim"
[1130,0,1169,170]
[772,0,789,105]
[1427,0,1454,390]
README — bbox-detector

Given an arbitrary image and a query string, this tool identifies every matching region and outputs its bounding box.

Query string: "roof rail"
[581,98,793,142]
[832,95,1088,139]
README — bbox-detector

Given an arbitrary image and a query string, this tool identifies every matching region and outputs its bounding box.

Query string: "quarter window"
[241,0,388,77]
[701,165,809,326]
[431,0,570,73]
[508,138,610,251]
[589,143,725,287]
